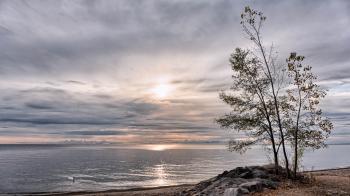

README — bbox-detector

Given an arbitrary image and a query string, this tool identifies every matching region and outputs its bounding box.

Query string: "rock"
[186,165,281,195]
[224,188,238,196]
[223,187,250,196]
[261,179,279,189]
[223,187,249,196]
[251,169,269,178]
[240,188,249,194]
[197,177,240,195]
[218,170,228,177]
[239,180,263,192]
[193,179,213,192]
[225,166,253,178]
[239,171,254,178]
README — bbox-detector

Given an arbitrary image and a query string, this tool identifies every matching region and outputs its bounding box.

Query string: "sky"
[0,0,349,145]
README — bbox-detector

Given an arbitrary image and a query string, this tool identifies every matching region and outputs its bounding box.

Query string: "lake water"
[0,144,349,193]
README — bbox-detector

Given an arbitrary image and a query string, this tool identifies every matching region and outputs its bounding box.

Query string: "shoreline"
[6,184,195,196]
[9,166,350,196]
[302,166,350,173]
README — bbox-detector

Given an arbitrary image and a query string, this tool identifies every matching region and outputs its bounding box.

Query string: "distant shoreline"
[303,166,350,172]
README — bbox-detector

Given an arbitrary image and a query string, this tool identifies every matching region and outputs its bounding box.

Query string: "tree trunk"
[272,142,279,174]
[294,128,298,178]
[269,127,279,174]
[253,79,279,175]
[279,124,290,178]
[255,35,291,178]
[294,87,302,178]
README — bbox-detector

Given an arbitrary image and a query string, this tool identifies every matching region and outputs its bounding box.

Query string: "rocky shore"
[182,165,281,196]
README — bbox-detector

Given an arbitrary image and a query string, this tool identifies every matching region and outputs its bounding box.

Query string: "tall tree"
[239,6,291,177]
[284,52,333,178]
[218,6,333,179]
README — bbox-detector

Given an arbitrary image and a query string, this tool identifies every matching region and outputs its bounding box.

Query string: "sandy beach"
[254,167,350,196]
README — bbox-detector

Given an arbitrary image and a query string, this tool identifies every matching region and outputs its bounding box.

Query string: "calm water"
[0,144,349,193]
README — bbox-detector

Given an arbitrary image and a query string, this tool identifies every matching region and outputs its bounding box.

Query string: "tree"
[216,48,280,173]
[239,6,291,177]
[284,52,333,178]
[217,7,333,179]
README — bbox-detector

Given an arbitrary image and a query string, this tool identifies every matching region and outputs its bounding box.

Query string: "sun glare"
[150,144,168,151]
[151,81,172,99]
[144,144,177,151]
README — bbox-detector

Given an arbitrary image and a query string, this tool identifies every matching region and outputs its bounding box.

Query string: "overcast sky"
[0,0,349,145]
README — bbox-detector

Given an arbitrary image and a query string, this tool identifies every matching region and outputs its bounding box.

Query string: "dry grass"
[253,167,350,196]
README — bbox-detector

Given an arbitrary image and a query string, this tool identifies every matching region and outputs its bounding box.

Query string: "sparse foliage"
[217,6,333,179]
[284,52,333,177]
[217,48,272,151]
[216,47,280,173]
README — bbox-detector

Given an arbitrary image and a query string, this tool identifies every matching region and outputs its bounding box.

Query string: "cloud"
[63,130,128,136]
[65,80,86,85]
[0,0,349,144]
[25,102,55,110]
[0,117,118,125]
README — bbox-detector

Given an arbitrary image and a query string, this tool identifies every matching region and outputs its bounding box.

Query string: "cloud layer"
[0,0,349,144]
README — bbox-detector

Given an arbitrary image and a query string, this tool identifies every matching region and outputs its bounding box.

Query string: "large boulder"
[183,165,281,196]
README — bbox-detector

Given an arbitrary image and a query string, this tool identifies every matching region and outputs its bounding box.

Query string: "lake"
[0,144,349,193]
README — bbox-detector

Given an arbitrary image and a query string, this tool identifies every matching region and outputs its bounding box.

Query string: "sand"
[253,167,350,196]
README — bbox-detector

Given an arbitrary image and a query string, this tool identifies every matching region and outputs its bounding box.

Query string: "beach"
[254,167,350,196]
[22,167,350,196]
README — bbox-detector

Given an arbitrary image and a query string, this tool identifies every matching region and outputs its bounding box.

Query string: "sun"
[143,144,177,151]
[150,145,167,151]
[151,83,172,99]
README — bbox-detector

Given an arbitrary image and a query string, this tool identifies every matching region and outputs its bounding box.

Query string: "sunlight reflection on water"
[153,163,167,186]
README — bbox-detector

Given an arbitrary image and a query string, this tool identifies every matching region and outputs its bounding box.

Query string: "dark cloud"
[64,130,127,136]
[25,102,55,110]
[65,80,86,85]
[0,117,119,125]
[19,87,67,95]
[127,122,213,131]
